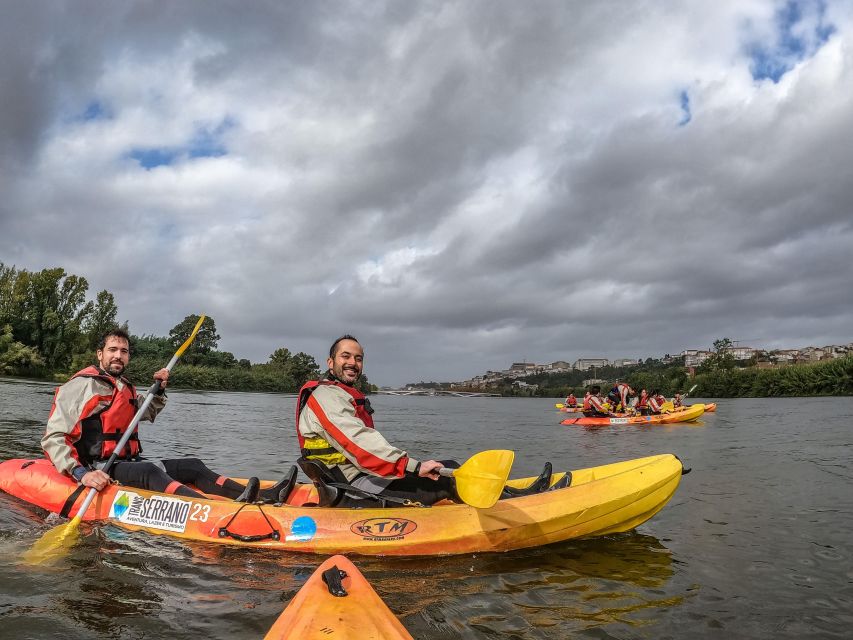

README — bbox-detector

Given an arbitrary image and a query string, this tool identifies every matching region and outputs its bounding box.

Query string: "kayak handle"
[322,566,349,597]
[217,528,281,542]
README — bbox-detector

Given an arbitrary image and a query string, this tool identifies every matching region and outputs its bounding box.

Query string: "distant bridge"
[376,389,501,397]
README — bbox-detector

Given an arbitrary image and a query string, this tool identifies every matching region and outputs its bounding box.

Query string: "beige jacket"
[298,384,419,482]
[42,374,166,476]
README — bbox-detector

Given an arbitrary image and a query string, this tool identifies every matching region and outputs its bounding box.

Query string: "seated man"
[42,328,289,503]
[564,393,578,407]
[582,385,615,417]
[296,335,560,507]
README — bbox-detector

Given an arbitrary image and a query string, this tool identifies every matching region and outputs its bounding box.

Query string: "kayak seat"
[261,465,299,504]
[296,458,345,507]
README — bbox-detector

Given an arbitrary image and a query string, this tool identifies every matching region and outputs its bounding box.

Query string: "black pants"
[338,460,460,507]
[108,457,246,499]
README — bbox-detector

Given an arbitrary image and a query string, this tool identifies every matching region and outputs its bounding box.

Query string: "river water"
[0,377,850,639]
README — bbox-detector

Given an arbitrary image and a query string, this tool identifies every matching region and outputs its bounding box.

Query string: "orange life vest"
[68,366,141,464]
[296,378,374,458]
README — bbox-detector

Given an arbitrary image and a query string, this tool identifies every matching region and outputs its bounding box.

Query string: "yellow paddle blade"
[660,401,675,413]
[452,450,514,509]
[175,314,206,357]
[555,403,565,409]
[23,515,82,566]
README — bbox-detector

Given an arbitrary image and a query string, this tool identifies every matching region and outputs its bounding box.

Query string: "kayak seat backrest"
[296,458,344,507]
[277,465,299,504]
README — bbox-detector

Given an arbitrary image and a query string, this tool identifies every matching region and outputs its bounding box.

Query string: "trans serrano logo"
[350,517,417,541]
[109,490,191,533]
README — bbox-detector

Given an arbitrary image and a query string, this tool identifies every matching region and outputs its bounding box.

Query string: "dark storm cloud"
[1,1,851,385]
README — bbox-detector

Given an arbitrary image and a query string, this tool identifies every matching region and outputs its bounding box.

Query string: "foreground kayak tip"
[264,555,413,639]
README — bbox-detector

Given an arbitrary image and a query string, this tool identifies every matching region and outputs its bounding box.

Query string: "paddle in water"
[438,449,514,509]
[23,315,207,565]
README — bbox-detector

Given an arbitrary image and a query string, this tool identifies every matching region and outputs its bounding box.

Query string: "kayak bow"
[264,555,412,639]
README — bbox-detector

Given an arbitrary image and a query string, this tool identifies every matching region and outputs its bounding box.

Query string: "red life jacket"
[637,391,649,408]
[582,394,593,411]
[67,366,141,464]
[296,378,374,457]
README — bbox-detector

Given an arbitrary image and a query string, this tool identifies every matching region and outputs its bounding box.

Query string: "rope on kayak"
[59,485,87,518]
[217,504,281,542]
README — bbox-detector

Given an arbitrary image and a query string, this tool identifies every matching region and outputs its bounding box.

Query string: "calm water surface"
[0,377,850,639]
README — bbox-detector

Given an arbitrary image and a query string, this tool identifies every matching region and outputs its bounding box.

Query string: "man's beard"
[334,367,360,383]
[105,362,125,376]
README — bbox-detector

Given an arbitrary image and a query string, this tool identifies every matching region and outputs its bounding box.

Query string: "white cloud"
[1,0,851,385]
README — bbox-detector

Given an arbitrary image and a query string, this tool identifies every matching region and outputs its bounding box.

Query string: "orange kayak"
[264,555,412,639]
[0,454,683,555]
[562,403,705,426]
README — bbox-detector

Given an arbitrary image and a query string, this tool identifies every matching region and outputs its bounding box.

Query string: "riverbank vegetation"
[0,263,375,392]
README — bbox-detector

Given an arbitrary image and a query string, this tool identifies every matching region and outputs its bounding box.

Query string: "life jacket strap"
[60,484,87,518]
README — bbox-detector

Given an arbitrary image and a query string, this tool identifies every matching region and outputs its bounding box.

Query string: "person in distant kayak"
[582,385,616,417]
[636,389,650,415]
[647,390,669,415]
[42,328,290,503]
[564,393,578,407]
[607,382,635,412]
[296,335,561,507]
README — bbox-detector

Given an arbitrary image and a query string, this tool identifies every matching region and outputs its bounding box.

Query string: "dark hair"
[329,334,360,359]
[590,385,601,394]
[98,328,131,350]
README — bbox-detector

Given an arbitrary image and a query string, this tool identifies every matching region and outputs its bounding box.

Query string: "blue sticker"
[287,516,317,542]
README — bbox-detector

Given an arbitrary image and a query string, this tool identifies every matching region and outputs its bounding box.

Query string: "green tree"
[16,268,93,370]
[0,324,45,374]
[700,338,736,372]
[268,347,321,386]
[83,289,120,350]
[0,263,20,329]
[169,315,220,354]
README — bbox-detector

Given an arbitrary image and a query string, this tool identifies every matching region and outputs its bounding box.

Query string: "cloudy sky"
[1,1,852,386]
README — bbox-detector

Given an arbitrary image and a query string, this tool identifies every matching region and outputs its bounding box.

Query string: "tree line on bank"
[0,263,373,393]
[433,338,853,398]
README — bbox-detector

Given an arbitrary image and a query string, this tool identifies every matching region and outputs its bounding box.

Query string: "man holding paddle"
[296,335,559,508]
[41,328,283,503]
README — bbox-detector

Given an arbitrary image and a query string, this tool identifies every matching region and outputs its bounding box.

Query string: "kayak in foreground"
[265,555,412,639]
[562,403,705,426]
[0,454,683,556]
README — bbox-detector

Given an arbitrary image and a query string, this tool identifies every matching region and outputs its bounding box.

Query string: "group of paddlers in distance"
[564,382,689,418]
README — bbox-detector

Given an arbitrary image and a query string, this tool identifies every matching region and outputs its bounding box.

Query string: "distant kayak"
[264,554,412,639]
[562,403,706,426]
[555,402,581,410]
[0,454,684,555]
